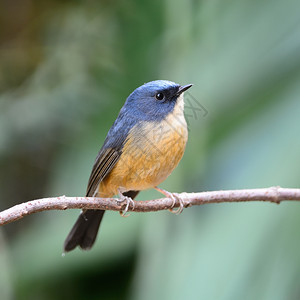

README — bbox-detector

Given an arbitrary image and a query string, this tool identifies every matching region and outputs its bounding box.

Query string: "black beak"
[176,84,193,96]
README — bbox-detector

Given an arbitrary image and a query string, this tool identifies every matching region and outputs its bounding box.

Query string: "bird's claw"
[168,193,184,215]
[154,187,184,215]
[116,195,134,217]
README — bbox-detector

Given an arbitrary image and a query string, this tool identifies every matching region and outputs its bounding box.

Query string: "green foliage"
[0,0,299,299]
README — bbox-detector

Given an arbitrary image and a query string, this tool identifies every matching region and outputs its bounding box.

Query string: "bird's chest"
[120,114,188,189]
[100,109,188,196]
[142,118,187,167]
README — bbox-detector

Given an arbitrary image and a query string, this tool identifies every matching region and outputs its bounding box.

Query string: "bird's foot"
[117,189,135,217]
[154,186,184,215]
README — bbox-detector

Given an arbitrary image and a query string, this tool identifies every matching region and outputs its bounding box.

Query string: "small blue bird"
[64,80,192,252]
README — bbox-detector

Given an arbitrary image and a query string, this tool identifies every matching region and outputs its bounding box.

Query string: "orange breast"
[98,112,188,197]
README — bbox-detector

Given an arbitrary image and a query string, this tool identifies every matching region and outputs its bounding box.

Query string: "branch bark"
[0,187,299,226]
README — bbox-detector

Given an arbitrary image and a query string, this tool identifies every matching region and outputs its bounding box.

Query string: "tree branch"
[0,187,299,226]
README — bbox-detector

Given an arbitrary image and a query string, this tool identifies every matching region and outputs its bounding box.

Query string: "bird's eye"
[155,92,164,100]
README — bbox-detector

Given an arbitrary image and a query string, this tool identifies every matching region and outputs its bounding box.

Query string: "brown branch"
[0,187,300,226]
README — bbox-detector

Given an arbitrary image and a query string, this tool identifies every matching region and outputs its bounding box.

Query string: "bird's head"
[124,80,193,121]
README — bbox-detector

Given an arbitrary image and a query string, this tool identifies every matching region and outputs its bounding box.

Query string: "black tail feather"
[63,190,139,252]
[64,210,105,252]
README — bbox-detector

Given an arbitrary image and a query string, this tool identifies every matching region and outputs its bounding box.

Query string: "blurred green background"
[0,0,300,299]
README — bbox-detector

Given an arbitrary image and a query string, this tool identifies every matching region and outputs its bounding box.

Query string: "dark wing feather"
[86,147,121,197]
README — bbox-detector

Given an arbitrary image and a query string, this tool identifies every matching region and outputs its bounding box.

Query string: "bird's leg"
[117,188,135,217]
[154,186,184,215]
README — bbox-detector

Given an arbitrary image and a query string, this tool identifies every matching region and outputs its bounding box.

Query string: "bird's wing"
[85,106,137,197]
[85,147,122,197]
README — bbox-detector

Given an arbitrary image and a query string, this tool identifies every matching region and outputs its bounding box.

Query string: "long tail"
[63,190,139,252]
[64,210,105,252]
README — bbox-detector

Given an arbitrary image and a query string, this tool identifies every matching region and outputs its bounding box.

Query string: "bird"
[64,80,193,252]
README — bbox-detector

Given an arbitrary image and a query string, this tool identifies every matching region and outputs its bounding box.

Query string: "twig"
[0,187,299,226]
